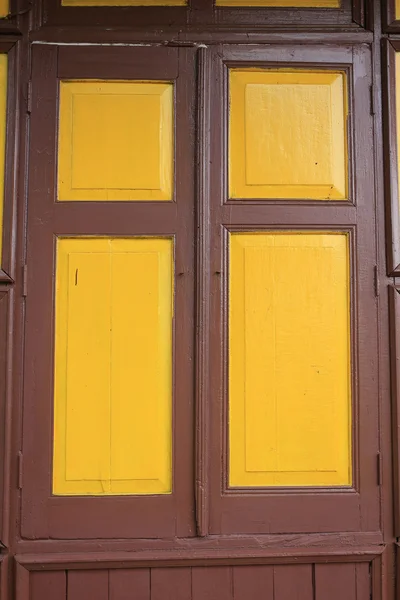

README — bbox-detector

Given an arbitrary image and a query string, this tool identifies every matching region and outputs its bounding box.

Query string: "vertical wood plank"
[109,569,150,600]
[232,565,273,600]
[151,568,191,600]
[273,565,313,600]
[192,567,232,600]
[355,563,371,600]
[30,571,67,600]
[68,570,108,600]
[314,564,357,600]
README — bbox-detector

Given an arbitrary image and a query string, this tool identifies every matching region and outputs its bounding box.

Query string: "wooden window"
[22,45,196,540]
[22,43,379,541]
[205,44,379,535]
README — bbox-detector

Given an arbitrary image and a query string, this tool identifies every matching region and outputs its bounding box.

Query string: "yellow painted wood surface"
[63,0,186,5]
[229,70,347,200]
[0,0,8,17]
[0,56,7,262]
[229,232,351,487]
[58,81,173,201]
[396,55,400,212]
[396,0,400,20]
[218,0,338,5]
[53,237,173,495]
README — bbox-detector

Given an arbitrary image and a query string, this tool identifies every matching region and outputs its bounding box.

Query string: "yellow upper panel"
[218,0,338,5]
[229,232,351,487]
[53,237,173,495]
[396,55,400,212]
[229,70,348,200]
[0,56,7,262]
[58,81,173,201]
[0,0,8,17]
[63,0,186,6]
[396,0,400,19]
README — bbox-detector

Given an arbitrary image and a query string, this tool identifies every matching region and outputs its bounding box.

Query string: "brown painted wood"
[30,571,66,600]
[232,565,273,599]
[273,565,314,600]
[40,0,360,31]
[109,569,150,600]
[314,563,360,600]
[21,43,196,540]
[68,570,108,600]
[151,568,191,600]
[207,42,379,536]
[192,567,232,600]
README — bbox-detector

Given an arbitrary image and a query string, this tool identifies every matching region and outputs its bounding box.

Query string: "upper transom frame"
[39,0,363,31]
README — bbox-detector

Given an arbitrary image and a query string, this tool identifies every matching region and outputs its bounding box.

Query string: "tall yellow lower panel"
[229,232,351,487]
[53,237,173,495]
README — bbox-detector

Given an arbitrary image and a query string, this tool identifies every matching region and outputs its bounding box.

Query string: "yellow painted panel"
[0,0,8,17]
[53,237,173,495]
[58,81,173,201]
[396,0,400,20]
[229,70,348,200]
[0,56,7,261]
[395,54,400,217]
[63,0,186,5]
[229,232,351,487]
[217,0,338,5]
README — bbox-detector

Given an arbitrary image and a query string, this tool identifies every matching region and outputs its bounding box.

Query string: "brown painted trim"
[0,41,18,285]
[384,0,400,32]
[14,531,385,555]
[388,286,400,536]
[15,561,29,600]
[14,544,385,572]
[29,30,375,44]
[195,46,211,539]
[40,0,360,31]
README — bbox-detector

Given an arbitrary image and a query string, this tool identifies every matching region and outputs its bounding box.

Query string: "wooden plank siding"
[25,563,372,600]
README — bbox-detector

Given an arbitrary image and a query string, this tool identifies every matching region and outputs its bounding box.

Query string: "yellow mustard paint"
[0,56,7,262]
[396,0,400,20]
[58,81,173,201]
[229,69,348,200]
[218,0,338,5]
[0,0,8,17]
[396,55,400,213]
[63,0,186,5]
[229,232,351,487]
[53,237,173,495]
